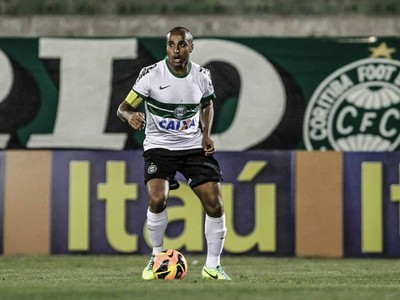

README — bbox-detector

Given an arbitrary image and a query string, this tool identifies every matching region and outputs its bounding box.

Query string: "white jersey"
[133,58,216,151]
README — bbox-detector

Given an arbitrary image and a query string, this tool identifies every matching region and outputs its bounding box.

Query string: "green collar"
[165,57,192,78]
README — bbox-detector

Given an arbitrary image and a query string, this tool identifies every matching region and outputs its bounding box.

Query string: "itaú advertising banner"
[2,150,400,257]
[51,150,295,255]
[1,37,399,151]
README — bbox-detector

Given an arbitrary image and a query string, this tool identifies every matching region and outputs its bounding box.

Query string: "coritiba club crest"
[174,105,187,119]
[304,42,400,151]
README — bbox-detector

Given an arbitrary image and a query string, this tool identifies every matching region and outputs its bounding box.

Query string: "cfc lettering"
[336,108,399,137]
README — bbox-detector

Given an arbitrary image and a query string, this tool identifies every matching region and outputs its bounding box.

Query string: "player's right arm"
[117,90,146,130]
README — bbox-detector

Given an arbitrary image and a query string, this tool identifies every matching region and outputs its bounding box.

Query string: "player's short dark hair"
[166,27,194,43]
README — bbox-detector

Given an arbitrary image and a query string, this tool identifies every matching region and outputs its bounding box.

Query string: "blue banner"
[344,152,400,257]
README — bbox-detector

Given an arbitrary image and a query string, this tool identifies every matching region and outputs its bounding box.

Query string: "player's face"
[166,33,193,71]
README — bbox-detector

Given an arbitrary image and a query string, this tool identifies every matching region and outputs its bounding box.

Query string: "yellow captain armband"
[125,90,143,108]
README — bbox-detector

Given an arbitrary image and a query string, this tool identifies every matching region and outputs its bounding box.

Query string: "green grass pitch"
[0,255,400,300]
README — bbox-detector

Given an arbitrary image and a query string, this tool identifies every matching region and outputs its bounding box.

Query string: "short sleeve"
[133,64,157,99]
[200,67,216,106]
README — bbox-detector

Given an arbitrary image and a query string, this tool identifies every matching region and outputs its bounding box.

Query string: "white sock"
[146,208,168,255]
[204,214,227,268]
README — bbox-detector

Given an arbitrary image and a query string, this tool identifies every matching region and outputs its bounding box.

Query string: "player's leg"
[193,181,225,266]
[142,149,179,280]
[181,150,231,279]
[147,178,169,253]
[143,149,178,255]
[142,178,170,280]
[193,182,231,280]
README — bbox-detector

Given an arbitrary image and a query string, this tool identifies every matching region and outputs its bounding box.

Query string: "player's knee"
[205,202,223,218]
[149,194,167,213]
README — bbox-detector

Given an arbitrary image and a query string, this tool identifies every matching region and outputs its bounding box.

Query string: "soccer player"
[117,26,231,280]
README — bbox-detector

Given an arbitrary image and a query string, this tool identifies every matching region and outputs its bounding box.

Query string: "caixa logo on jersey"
[304,58,400,151]
[159,118,196,131]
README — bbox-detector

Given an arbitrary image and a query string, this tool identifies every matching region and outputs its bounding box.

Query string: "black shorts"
[143,148,223,189]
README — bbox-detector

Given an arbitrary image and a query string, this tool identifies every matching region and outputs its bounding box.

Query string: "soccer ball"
[152,249,188,280]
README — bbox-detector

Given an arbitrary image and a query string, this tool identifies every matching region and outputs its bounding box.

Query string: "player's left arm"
[200,100,216,156]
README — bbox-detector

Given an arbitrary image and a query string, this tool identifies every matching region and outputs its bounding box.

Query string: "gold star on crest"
[369,42,396,58]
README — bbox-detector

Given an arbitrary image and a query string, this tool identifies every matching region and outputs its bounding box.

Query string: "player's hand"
[128,112,146,130]
[203,137,216,156]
